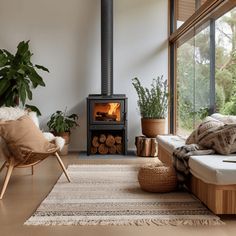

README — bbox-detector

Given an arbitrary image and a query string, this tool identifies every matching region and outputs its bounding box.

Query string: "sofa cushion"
[157,135,186,154]
[0,115,57,162]
[189,154,236,185]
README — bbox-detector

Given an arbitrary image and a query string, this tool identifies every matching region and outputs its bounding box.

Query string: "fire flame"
[108,103,120,115]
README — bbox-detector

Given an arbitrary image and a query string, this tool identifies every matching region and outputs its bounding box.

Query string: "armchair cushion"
[0,115,57,162]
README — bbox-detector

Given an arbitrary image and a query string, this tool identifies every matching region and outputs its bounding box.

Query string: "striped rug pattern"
[25,164,223,226]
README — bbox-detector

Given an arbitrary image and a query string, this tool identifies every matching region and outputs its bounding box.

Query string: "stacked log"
[99,134,106,143]
[109,145,117,154]
[92,136,99,148]
[98,144,108,155]
[91,134,123,154]
[91,146,98,154]
[105,135,115,147]
[116,144,123,154]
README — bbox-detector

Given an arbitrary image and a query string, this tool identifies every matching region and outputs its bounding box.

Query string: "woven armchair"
[0,108,70,199]
[0,147,70,199]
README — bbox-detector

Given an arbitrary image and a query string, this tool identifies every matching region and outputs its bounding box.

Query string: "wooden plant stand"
[135,136,158,157]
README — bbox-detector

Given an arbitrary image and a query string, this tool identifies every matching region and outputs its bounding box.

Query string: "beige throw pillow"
[0,115,57,162]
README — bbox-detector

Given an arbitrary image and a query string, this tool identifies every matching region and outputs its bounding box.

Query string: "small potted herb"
[47,109,79,155]
[132,75,168,138]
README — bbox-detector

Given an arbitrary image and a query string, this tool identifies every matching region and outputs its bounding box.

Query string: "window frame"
[169,0,236,134]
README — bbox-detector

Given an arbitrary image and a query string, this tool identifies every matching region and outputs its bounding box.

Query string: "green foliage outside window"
[177,7,236,135]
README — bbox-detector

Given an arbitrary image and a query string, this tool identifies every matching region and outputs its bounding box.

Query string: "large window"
[215,9,236,115]
[177,25,210,136]
[169,0,236,135]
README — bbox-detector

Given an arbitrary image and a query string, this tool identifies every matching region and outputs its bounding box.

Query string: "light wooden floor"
[0,153,236,236]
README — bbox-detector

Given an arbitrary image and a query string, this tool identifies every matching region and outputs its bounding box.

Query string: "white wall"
[0,0,168,151]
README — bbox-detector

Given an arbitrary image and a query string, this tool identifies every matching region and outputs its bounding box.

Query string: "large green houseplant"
[0,41,49,115]
[132,75,168,137]
[47,109,79,155]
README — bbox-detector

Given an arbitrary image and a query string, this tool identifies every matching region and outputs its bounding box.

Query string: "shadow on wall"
[129,116,141,148]
[69,100,87,151]
[114,0,168,150]
[29,0,101,151]
[129,40,168,70]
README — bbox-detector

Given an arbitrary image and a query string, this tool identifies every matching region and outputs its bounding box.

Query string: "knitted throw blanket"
[173,115,236,184]
[173,144,214,184]
[186,116,236,155]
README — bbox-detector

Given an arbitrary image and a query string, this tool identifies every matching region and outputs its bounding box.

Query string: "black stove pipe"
[101,0,113,96]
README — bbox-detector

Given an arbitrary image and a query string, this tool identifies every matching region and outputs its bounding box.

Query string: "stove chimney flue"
[101,0,113,96]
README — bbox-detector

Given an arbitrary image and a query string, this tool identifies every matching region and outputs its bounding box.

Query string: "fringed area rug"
[25,164,223,226]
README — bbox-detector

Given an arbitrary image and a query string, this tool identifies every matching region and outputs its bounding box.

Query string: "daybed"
[157,134,236,214]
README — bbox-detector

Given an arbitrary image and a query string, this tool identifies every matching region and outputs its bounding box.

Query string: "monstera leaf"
[0,41,49,114]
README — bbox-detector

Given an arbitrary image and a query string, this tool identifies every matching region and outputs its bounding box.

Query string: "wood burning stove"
[87,95,128,155]
[87,0,128,155]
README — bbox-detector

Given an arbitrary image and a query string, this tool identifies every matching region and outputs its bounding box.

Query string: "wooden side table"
[135,136,158,157]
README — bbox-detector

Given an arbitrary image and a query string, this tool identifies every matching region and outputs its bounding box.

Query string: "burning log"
[96,112,117,121]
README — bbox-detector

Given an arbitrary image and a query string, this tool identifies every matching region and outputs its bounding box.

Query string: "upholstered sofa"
[157,132,236,215]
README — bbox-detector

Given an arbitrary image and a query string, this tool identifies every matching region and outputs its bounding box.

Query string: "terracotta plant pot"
[53,131,70,155]
[141,118,165,138]
[53,132,70,144]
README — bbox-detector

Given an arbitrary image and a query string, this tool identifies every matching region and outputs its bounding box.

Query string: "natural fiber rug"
[25,164,223,226]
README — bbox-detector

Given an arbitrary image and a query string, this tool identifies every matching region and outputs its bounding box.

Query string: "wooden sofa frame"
[158,143,236,214]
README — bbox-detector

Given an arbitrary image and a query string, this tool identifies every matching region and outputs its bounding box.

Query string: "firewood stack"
[91,134,123,154]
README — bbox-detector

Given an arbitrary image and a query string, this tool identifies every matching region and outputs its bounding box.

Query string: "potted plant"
[0,40,49,115]
[132,75,168,138]
[47,109,79,155]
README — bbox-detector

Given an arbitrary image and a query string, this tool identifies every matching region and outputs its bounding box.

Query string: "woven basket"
[138,163,177,193]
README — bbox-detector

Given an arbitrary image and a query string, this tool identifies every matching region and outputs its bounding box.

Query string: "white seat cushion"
[157,135,236,185]
[189,155,236,185]
[157,135,186,153]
